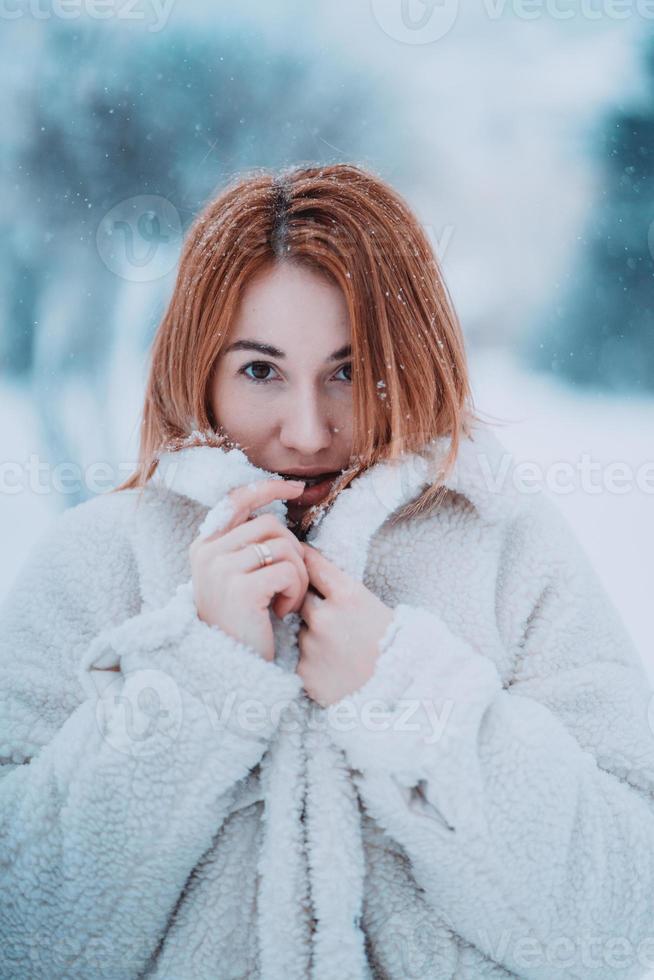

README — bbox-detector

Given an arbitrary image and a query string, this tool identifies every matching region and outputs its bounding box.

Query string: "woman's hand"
[295,543,394,707]
[190,479,310,662]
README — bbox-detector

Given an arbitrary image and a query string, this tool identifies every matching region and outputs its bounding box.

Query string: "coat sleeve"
[328,494,654,980]
[0,492,303,979]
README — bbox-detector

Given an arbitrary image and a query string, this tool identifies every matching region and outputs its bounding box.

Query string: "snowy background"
[1,15,653,664]
[1,2,654,971]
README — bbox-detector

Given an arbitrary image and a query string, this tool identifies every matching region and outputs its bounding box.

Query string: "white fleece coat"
[1,423,654,980]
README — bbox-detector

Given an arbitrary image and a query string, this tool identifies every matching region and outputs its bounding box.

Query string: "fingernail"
[289,480,305,489]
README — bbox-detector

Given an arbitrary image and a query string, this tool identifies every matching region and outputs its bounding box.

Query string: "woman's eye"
[335,363,352,383]
[241,362,277,384]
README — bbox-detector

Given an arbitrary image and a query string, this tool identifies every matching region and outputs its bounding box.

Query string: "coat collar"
[149,421,520,583]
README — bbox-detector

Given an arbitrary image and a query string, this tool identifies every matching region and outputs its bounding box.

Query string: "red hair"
[114,162,493,532]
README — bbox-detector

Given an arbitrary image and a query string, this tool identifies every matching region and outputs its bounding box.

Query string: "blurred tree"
[0,17,399,504]
[522,37,654,394]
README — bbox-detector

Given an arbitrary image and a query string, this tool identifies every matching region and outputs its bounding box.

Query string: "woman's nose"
[278,392,334,455]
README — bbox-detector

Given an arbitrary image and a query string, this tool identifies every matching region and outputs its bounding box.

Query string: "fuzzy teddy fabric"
[1,422,653,979]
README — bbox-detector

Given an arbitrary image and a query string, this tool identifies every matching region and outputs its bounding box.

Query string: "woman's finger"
[202,478,305,542]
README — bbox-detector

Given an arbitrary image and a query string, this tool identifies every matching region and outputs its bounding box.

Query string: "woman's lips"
[282,472,340,506]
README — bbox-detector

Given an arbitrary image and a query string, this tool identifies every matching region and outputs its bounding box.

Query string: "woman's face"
[209,261,354,524]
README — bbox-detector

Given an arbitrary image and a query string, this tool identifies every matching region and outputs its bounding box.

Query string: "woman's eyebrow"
[224,340,352,362]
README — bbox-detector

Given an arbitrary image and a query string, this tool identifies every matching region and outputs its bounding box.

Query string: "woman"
[1,163,654,980]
